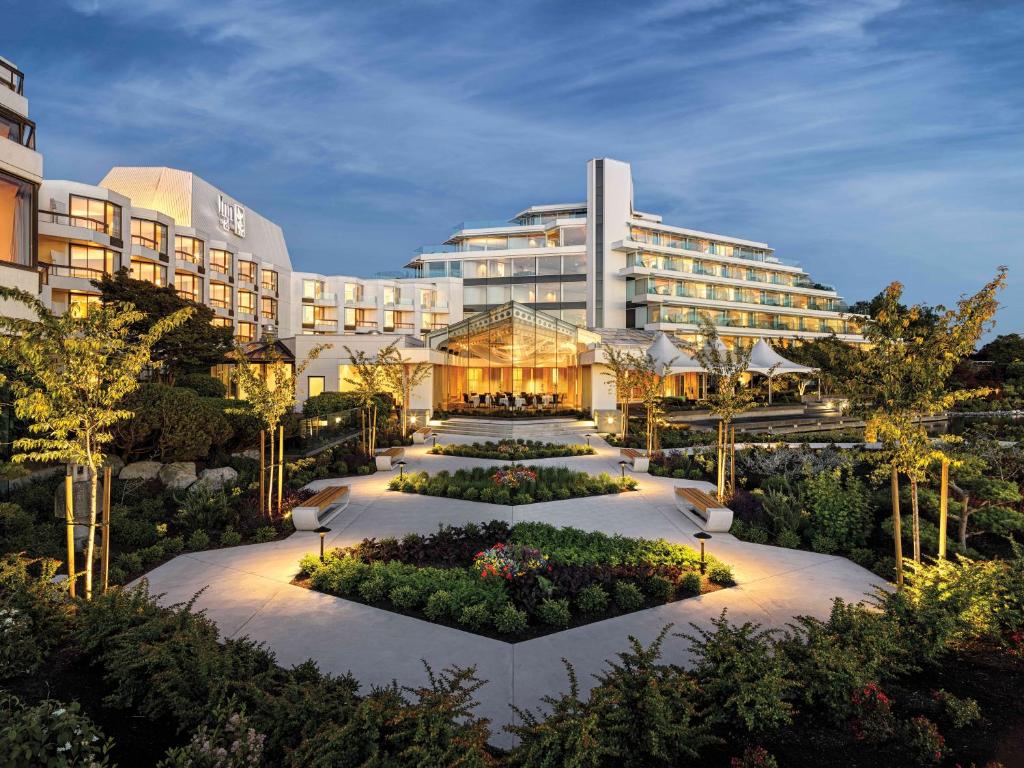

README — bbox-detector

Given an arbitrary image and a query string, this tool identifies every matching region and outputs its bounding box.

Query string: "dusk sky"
[5,0,1023,334]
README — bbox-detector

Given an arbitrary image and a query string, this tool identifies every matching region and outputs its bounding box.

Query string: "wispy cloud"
[7,0,1024,331]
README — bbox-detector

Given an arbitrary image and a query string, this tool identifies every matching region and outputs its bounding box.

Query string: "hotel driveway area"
[139,436,883,748]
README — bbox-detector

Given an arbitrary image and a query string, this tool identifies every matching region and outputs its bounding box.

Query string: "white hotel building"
[1,57,859,420]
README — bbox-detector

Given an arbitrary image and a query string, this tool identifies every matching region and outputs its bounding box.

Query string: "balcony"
[0,59,24,95]
[39,209,108,234]
[0,110,35,150]
[41,263,112,283]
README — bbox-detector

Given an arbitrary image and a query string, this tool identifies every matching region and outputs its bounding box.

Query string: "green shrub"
[302,391,359,418]
[537,598,572,628]
[309,556,369,594]
[801,470,872,550]
[897,715,946,765]
[0,695,113,767]
[187,529,210,551]
[707,563,736,587]
[254,526,278,543]
[613,582,644,612]
[459,603,491,630]
[359,576,390,603]
[177,373,227,398]
[462,487,480,501]
[848,547,876,568]
[219,526,242,547]
[732,520,770,544]
[775,529,802,549]
[389,585,420,610]
[577,584,609,615]
[933,689,981,729]
[114,383,234,462]
[176,485,237,534]
[642,575,674,601]
[678,572,702,596]
[682,610,795,734]
[493,603,528,635]
[424,590,456,621]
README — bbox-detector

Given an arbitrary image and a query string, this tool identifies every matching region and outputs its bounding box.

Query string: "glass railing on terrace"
[627,253,803,287]
[640,283,843,312]
[628,232,774,263]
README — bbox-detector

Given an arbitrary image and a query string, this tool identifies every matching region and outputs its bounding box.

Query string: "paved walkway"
[140,434,883,748]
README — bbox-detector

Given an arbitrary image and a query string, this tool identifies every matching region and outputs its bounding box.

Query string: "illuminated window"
[69,245,116,278]
[209,282,232,310]
[237,290,256,313]
[130,259,167,287]
[344,283,362,302]
[237,259,256,282]
[308,376,325,398]
[175,272,202,302]
[210,249,232,275]
[68,291,100,318]
[302,305,315,326]
[130,218,167,255]
[211,317,232,329]
[261,268,278,292]
[261,296,277,320]
[236,321,256,343]
[303,279,322,300]
[174,235,203,265]
[69,194,120,238]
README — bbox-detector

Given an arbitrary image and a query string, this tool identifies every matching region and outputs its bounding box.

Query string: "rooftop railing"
[0,59,24,95]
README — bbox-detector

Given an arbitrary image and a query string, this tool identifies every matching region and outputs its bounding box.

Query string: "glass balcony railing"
[42,264,112,281]
[0,59,25,95]
[639,284,842,313]
[39,210,107,233]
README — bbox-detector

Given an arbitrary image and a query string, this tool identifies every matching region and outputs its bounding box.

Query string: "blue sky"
[4,0,1023,334]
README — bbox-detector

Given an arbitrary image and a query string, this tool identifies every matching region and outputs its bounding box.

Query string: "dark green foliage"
[576,584,609,615]
[537,598,572,628]
[680,611,796,735]
[613,582,644,612]
[94,269,233,378]
[176,373,227,398]
[430,439,595,461]
[388,466,638,504]
[113,383,234,461]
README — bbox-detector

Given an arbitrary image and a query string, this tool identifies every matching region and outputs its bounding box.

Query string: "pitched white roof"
[646,332,703,375]
[747,339,816,375]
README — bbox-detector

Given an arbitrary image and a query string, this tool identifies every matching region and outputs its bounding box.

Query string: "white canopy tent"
[746,339,816,404]
[645,332,703,376]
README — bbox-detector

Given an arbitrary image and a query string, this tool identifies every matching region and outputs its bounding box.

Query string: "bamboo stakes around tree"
[892,466,904,588]
[101,466,111,594]
[64,471,75,598]
[730,426,736,497]
[278,425,285,517]
[259,430,266,518]
[938,457,949,560]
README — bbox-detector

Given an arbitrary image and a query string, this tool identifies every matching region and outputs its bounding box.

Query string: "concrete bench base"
[292,486,351,531]
[619,449,649,473]
[375,447,405,471]
[412,429,433,444]
[675,486,734,532]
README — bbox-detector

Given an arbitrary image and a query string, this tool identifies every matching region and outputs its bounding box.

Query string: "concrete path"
[139,433,883,748]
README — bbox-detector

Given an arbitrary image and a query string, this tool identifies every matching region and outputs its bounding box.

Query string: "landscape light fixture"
[315,526,331,563]
[395,459,407,480]
[432,435,438,447]
[693,531,712,574]
[618,459,629,481]
[585,433,592,447]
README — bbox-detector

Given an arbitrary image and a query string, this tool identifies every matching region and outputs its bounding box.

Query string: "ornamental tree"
[342,345,390,455]
[379,341,433,438]
[0,287,192,599]
[231,342,328,517]
[852,268,1006,571]
[601,344,641,441]
[683,317,756,500]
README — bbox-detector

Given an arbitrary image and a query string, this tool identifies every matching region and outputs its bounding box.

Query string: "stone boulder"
[232,449,260,462]
[193,466,239,491]
[158,462,197,490]
[119,461,162,481]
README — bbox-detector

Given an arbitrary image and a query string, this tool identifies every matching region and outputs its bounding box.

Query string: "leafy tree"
[94,268,234,383]
[684,317,755,499]
[343,346,391,455]
[231,343,328,517]
[379,341,433,438]
[601,345,641,441]
[974,332,1024,373]
[0,288,191,599]
[772,333,865,398]
[946,442,1024,546]
[852,269,1006,570]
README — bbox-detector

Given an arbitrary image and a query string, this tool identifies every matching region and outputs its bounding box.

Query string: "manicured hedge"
[387,465,637,505]
[429,439,595,460]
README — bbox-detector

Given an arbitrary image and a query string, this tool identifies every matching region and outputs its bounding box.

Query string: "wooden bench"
[412,426,433,444]
[675,486,734,532]
[375,446,405,470]
[292,485,350,531]
[619,447,649,473]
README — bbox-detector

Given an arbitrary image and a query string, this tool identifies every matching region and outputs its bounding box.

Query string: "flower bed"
[297,521,735,640]
[387,465,637,504]
[429,439,595,461]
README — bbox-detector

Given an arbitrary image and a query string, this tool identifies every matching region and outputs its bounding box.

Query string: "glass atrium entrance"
[428,302,596,414]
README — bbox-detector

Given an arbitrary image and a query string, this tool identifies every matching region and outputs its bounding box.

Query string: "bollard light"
[395,459,407,480]
[316,525,331,563]
[618,459,629,481]
[585,433,592,447]
[694,531,712,575]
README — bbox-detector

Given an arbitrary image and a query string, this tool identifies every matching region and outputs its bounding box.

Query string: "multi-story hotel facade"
[1,56,859,421]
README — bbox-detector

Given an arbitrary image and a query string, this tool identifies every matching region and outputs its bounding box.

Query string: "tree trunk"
[85,463,97,601]
[910,477,921,563]
[949,479,970,547]
[266,427,275,519]
[891,466,904,588]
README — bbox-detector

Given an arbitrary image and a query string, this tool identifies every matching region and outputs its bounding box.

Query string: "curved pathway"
[139,433,882,748]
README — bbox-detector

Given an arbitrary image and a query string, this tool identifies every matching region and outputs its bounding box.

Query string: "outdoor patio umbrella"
[746,339,816,404]
[645,332,704,376]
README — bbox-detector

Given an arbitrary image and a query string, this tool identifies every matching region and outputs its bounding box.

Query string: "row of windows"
[172,276,275,320]
[463,307,587,328]
[640,305,853,334]
[461,253,587,279]
[627,277,842,312]
[626,251,828,291]
[451,226,585,252]
[629,226,772,262]
[463,281,587,306]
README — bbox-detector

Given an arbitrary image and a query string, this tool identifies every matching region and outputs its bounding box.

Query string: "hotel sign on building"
[217,194,246,237]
